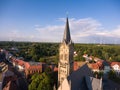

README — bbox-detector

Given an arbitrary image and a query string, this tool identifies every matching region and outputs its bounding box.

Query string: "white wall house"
[112,64,120,71]
[17,65,24,71]
[111,62,120,75]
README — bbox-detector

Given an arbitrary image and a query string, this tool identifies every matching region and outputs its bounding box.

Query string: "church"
[58,17,102,90]
[58,17,74,86]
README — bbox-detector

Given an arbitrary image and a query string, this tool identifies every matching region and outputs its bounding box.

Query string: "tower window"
[65,54,68,60]
[60,54,63,60]
[61,77,64,83]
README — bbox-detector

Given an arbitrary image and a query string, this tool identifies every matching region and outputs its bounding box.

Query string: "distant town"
[0,18,120,90]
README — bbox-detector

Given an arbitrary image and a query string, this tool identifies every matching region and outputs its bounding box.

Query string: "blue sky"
[0,0,120,43]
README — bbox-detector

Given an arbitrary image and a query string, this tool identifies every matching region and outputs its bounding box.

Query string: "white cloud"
[35,17,120,43]
[108,26,120,38]
[35,18,102,42]
[0,17,120,43]
[35,24,64,42]
[0,30,39,42]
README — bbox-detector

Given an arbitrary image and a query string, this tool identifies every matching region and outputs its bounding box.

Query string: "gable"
[68,64,93,90]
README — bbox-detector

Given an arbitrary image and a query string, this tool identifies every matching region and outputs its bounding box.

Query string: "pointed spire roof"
[63,17,71,44]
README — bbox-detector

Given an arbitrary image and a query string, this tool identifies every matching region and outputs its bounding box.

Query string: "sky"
[0,0,120,44]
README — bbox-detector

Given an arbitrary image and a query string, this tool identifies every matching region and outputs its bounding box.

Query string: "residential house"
[90,60,103,72]
[102,61,111,74]
[10,59,25,71]
[111,62,120,74]
[91,63,100,72]
[73,61,79,71]
[94,57,101,62]
[15,60,25,71]
[25,64,42,77]
[83,54,93,63]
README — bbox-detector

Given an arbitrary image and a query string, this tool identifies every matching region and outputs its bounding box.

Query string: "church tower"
[58,17,74,86]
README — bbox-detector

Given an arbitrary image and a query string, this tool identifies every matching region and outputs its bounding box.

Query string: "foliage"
[93,71,103,79]
[29,68,54,90]
[74,44,120,62]
[1,41,120,63]
[29,43,58,62]
[108,70,120,83]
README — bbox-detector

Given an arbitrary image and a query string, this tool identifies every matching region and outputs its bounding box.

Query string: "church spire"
[63,17,71,44]
[58,16,74,87]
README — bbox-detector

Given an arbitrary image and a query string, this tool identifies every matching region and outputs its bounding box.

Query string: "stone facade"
[58,17,74,86]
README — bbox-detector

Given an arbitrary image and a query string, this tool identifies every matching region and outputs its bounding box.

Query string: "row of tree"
[1,41,120,63]
[74,44,120,62]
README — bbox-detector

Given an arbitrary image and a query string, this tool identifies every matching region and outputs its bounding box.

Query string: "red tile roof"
[111,62,120,67]
[28,65,42,70]
[96,60,104,66]
[24,62,30,69]
[16,60,24,66]
[11,58,30,69]
[54,67,58,72]
[73,61,79,71]
[91,63,100,70]
[91,60,104,70]
[25,65,42,76]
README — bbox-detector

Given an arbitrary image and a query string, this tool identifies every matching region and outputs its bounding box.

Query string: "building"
[111,62,120,74]
[58,17,74,86]
[90,60,103,72]
[0,62,8,90]
[111,62,120,71]
[73,61,79,71]
[25,64,42,77]
[102,60,111,74]
[57,17,103,90]
[58,64,103,90]
[0,62,8,73]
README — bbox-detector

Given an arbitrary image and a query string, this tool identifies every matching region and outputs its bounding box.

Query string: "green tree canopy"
[28,66,56,90]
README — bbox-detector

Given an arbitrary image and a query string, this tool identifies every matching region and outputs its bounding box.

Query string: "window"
[65,54,68,60]
[61,77,64,83]
[60,62,66,68]
[60,54,63,60]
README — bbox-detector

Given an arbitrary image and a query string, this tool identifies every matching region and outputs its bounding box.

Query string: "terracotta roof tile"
[91,63,99,70]
[54,67,58,72]
[111,62,120,67]
[28,65,42,71]
[73,61,79,71]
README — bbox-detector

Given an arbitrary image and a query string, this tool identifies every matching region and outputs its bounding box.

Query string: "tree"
[108,70,120,83]
[39,58,45,62]
[116,55,120,62]
[29,71,54,90]
[37,73,52,90]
